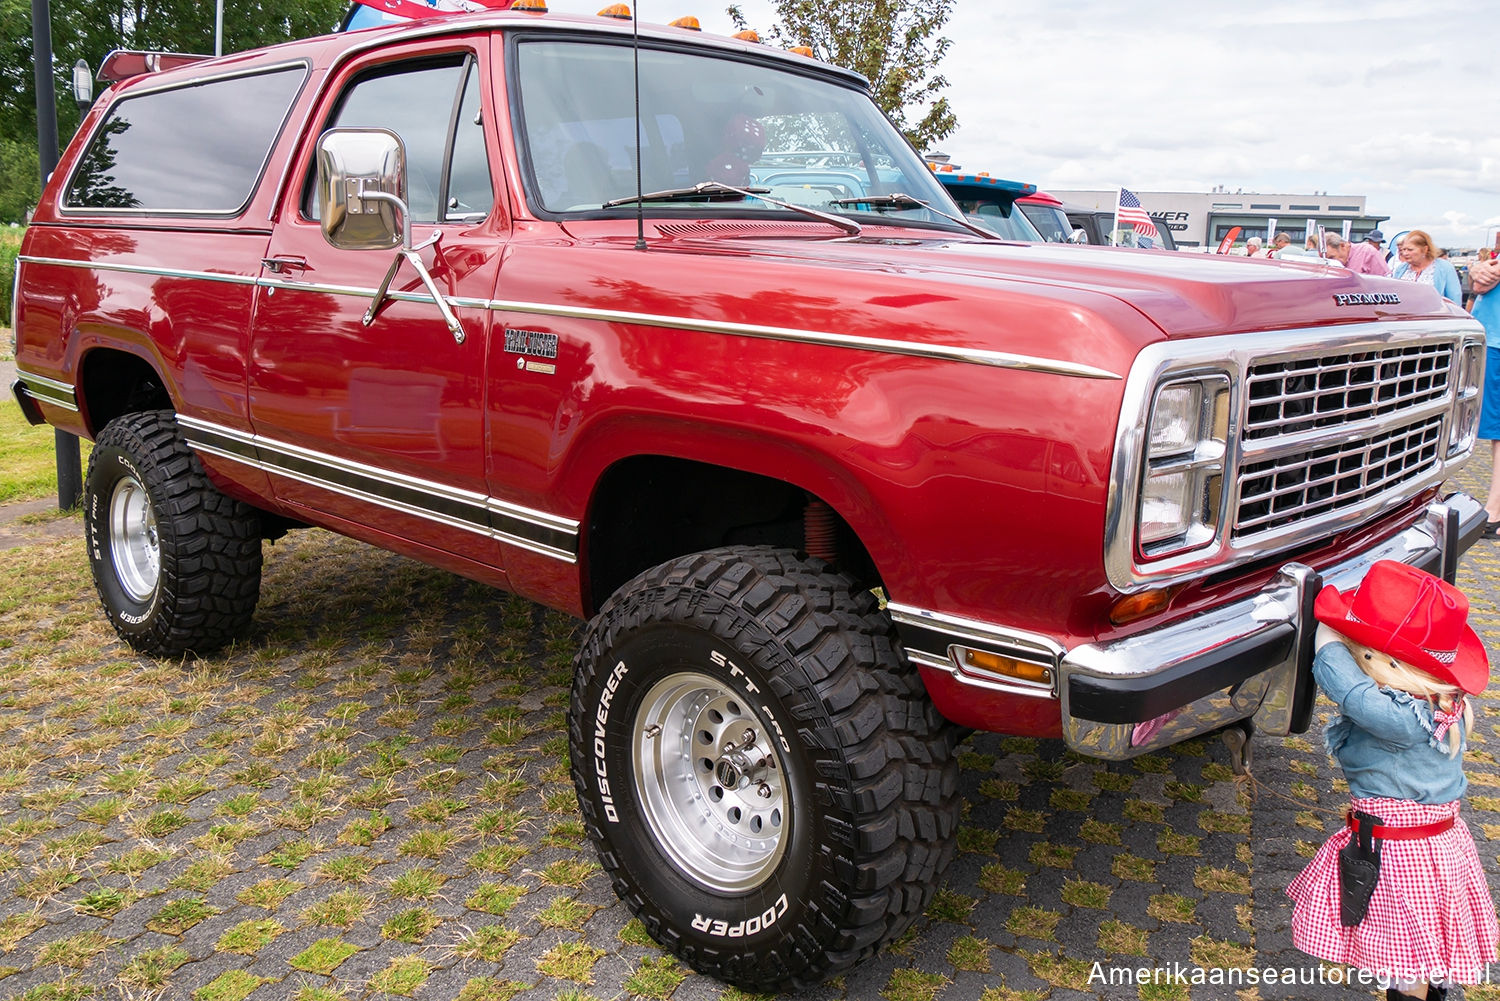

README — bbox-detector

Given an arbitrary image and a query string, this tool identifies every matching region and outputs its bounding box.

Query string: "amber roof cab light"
[597,3,631,18]
[733,29,760,42]
[670,16,701,29]
[511,0,546,10]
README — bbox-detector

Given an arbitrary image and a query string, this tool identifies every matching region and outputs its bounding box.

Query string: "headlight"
[1148,384,1201,458]
[1139,471,1191,544]
[1448,340,1483,457]
[1138,376,1229,556]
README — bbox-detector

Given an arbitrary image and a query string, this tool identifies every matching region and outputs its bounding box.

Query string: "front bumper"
[1059,493,1486,759]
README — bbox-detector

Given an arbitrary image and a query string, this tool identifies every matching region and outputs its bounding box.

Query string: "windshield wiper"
[605,180,862,237]
[602,182,768,208]
[829,193,1000,240]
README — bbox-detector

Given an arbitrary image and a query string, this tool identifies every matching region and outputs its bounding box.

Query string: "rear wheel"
[84,410,262,656]
[569,546,959,991]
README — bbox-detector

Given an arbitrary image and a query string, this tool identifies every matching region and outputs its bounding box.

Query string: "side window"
[446,62,492,221]
[67,66,305,213]
[308,55,492,224]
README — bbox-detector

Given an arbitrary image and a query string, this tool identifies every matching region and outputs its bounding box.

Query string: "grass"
[289,937,359,975]
[0,442,1489,998]
[0,400,87,506]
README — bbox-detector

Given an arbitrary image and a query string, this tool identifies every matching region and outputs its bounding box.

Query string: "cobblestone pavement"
[1,459,1499,1001]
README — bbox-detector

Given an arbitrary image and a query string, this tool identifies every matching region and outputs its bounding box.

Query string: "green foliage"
[728,0,958,151]
[1,0,346,222]
[0,226,19,323]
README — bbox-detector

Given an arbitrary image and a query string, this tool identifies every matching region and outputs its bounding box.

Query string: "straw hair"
[1349,640,1472,757]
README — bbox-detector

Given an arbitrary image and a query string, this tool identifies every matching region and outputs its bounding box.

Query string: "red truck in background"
[10,7,1488,991]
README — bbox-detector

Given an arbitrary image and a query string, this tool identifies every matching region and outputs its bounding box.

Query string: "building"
[1049,188,1388,249]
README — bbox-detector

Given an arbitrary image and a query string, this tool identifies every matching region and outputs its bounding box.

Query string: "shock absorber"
[803,498,837,564]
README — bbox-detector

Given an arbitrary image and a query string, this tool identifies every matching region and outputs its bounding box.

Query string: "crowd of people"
[1243,228,1484,308]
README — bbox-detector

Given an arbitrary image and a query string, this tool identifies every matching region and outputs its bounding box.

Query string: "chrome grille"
[1235,415,1443,537]
[1244,344,1452,441]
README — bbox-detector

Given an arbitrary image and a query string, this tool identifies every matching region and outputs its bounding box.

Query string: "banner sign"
[348,0,511,26]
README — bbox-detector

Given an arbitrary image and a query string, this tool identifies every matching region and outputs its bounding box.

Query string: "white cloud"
[565,1,1499,244]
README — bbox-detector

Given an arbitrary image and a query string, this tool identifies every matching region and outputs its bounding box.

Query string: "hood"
[639,226,1460,338]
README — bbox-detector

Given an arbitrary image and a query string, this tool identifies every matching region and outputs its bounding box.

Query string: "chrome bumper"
[1059,494,1486,760]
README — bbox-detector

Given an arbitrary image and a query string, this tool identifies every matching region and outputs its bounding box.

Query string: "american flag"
[1116,187,1160,239]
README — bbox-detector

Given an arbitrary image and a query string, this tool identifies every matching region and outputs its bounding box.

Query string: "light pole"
[30,0,83,511]
[216,0,224,56]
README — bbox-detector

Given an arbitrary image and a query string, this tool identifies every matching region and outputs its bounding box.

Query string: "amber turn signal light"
[1109,587,1176,625]
[962,648,1053,687]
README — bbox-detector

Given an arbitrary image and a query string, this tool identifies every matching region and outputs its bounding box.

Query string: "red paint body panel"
[12,15,1481,744]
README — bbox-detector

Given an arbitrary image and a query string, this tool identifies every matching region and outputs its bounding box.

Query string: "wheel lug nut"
[742,728,756,744]
[756,782,772,799]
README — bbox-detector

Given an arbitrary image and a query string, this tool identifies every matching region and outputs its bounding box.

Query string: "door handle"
[261,256,307,274]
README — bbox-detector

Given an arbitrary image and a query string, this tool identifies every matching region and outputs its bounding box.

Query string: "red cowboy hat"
[1313,560,1489,694]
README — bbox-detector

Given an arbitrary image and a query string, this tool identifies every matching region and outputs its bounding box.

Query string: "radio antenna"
[632,4,646,250]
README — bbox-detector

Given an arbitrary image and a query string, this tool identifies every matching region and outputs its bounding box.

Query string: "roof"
[102,8,869,97]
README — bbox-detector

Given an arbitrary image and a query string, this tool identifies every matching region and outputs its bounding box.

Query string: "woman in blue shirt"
[1391,229,1462,303]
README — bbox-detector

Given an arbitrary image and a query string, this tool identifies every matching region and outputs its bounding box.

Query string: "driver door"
[249,37,506,565]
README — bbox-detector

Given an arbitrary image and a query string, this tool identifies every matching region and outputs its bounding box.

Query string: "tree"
[728,0,958,152]
[0,0,346,221]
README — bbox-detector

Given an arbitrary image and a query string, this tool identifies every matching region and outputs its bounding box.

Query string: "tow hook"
[1220,719,1254,777]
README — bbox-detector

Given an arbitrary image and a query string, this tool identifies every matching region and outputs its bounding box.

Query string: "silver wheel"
[109,476,159,603]
[633,670,789,893]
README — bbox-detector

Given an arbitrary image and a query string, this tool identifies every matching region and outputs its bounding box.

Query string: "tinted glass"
[327,61,465,223]
[445,61,493,221]
[66,67,304,212]
[1019,203,1073,243]
[514,40,961,228]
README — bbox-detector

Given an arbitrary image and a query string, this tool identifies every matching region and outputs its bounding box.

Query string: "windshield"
[513,39,962,229]
[946,198,1043,241]
[1019,202,1072,243]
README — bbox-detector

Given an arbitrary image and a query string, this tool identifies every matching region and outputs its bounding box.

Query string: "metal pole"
[30,0,83,511]
[215,0,223,56]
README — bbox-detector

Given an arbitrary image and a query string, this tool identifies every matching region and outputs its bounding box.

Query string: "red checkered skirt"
[1287,798,1498,982]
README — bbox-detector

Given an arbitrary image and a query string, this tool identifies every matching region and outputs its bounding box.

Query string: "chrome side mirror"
[1068,228,1089,244]
[313,128,465,344]
[316,128,406,251]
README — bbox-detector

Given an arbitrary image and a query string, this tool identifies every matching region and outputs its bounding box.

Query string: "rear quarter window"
[65,65,306,214]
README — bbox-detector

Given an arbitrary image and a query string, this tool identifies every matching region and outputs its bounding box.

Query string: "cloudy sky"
[546,0,1499,248]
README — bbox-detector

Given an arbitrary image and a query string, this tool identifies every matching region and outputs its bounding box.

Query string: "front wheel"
[569,547,959,991]
[84,410,262,656]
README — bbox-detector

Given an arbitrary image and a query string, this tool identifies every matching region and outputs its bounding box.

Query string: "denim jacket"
[1313,641,1467,804]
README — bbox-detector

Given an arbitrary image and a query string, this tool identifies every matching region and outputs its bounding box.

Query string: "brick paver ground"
[1,458,1499,1001]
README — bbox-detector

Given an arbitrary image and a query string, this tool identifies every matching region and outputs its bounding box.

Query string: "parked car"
[1017,188,1074,243]
[933,170,1044,241]
[11,8,1487,992]
[1065,205,1177,251]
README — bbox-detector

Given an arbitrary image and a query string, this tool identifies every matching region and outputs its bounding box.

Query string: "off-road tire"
[84,410,262,656]
[569,546,960,991]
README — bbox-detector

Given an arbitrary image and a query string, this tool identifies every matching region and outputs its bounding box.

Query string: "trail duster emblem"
[504,328,559,359]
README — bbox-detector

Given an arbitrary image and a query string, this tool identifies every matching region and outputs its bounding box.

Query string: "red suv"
[10,8,1488,991]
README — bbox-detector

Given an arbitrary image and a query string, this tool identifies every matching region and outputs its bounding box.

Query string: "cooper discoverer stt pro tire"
[568,546,959,991]
[84,410,262,656]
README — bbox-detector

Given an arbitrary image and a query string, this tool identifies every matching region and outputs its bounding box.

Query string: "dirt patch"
[0,496,80,552]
